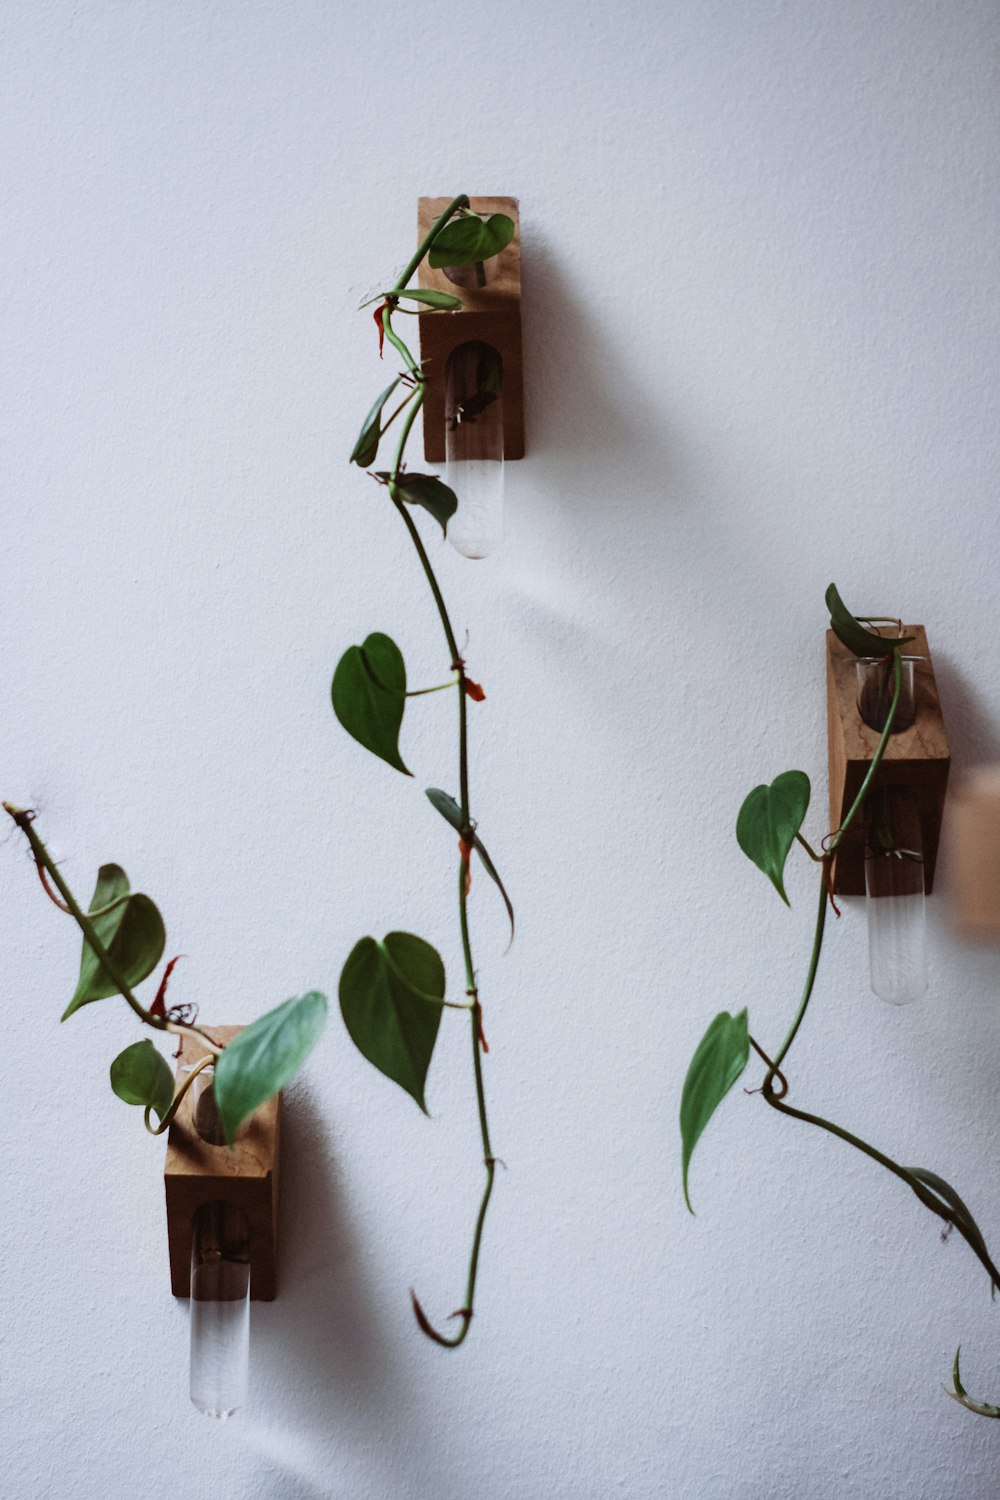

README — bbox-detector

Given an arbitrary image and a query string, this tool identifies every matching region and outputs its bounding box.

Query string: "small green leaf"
[680,1009,750,1213]
[373,471,458,537]
[948,1347,1000,1418]
[736,771,811,905]
[825,583,914,658]
[360,288,463,311]
[339,932,445,1111]
[109,1039,175,1122]
[350,376,403,467]
[426,788,514,941]
[213,991,328,1144]
[905,1166,1000,1293]
[64,864,166,1020]
[332,632,411,775]
[428,213,515,269]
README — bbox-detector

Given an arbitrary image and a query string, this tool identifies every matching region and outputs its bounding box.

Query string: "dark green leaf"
[373,471,457,537]
[350,377,403,467]
[905,1166,1000,1293]
[109,1039,175,1122]
[360,288,463,311]
[736,771,811,906]
[825,582,914,658]
[680,1009,750,1213]
[332,632,411,775]
[428,213,515,269]
[213,991,328,1144]
[64,864,166,1020]
[948,1347,1000,1418]
[339,932,445,1111]
[425,788,514,941]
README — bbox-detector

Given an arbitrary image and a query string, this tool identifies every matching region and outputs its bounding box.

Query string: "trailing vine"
[334,195,516,1348]
[680,584,1000,1416]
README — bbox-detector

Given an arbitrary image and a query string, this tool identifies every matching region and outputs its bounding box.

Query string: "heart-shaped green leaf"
[350,376,403,467]
[109,1039,175,1122]
[213,991,328,1144]
[736,771,811,906]
[373,471,458,537]
[360,288,463,312]
[339,931,445,1111]
[426,788,514,942]
[332,632,411,775]
[680,1009,750,1213]
[428,213,515,269]
[826,583,914,658]
[64,864,166,1020]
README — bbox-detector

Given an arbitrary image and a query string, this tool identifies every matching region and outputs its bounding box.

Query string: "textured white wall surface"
[4,2,1000,1495]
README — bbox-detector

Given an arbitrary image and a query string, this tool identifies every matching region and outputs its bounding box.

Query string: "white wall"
[4,2,1000,1495]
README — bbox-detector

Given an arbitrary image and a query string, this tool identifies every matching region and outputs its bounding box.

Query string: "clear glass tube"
[188,1071,250,1420]
[444,341,504,559]
[856,656,919,733]
[865,787,927,1005]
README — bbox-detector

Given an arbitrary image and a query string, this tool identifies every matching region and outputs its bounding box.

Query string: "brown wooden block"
[826,626,950,895]
[946,768,1000,939]
[416,195,524,463]
[164,1026,281,1300]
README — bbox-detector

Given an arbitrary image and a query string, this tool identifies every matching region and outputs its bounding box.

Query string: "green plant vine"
[680,585,1000,1416]
[334,195,516,1348]
[3,801,326,1140]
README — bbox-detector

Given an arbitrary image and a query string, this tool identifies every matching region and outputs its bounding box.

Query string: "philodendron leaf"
[109,1039,174,1122]
[360,288,463,312]
[736,770,811,906]
[905,1167,1000,1293]
[64,864,166,1020]
[350,376,403,467]
[680,1009,750,1214]
[339,931,445,1111]
[948,1347,1000,1418]
[332,632,411,775]
[825,582,914,658]
[213,991,328,1144]
[426,788,515,941]
[428,213,516,269]
[373,471,458,537]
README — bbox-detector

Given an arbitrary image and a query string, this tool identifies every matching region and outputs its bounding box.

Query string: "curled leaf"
[426,788,514,941]
[351,377,403,467]
[947,1346,1000,1418]
[375,470,458,537]
[826,582,914,658]
[680,1010,750,1213]
[360,288,463,312]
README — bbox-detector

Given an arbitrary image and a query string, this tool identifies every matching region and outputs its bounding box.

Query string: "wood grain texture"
[163,1026,281,1300]
[826,626,950,895]
[416,195,524,462]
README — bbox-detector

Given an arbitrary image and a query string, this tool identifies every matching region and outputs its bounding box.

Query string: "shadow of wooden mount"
[164,1026,280,1300]
[948,768,1000,939]
[827,626,950,896]
[417,195,524,464]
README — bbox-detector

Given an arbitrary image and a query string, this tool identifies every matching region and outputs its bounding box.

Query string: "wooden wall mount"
[163,1026,280,1301]
[416,195,524,464]
[827,625,950,896]
[947,768,1000,939]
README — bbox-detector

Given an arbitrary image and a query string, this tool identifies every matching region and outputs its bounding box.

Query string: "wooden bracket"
[948,769,1000,939]
[826,625,950,895]
[416,195,524,464]
[163,1026,280,1301]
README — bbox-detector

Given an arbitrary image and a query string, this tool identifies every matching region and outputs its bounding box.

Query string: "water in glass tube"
[864,787,927,1005]
[188,1071,251,1419]
[444,341,504,559]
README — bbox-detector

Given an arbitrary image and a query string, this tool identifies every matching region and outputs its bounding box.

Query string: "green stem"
[144,1052,214,1135]
[391,195,469,295]
[829,649,903,851]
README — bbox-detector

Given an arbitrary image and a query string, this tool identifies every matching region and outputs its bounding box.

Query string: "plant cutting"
[679,585,1000,1417]
[3,802,326,1143]
[334,195,516,1348]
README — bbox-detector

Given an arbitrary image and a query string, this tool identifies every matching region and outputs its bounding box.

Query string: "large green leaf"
[825,582,914,658]
[109,1039,175,1122]
[360,288,463,312]
[339,932,445,1111]
[63,864,166,1020]
[332,632,411,775]
[374,471,458,537]
[426,788,514,941]
[736,771,811,906]
[428,213,515,269]
[680,1009,750,1213]
[350,376,403,467]
[213,991,328,1144]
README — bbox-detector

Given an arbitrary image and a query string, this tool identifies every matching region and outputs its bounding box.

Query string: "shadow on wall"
[933,652,1000,772]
